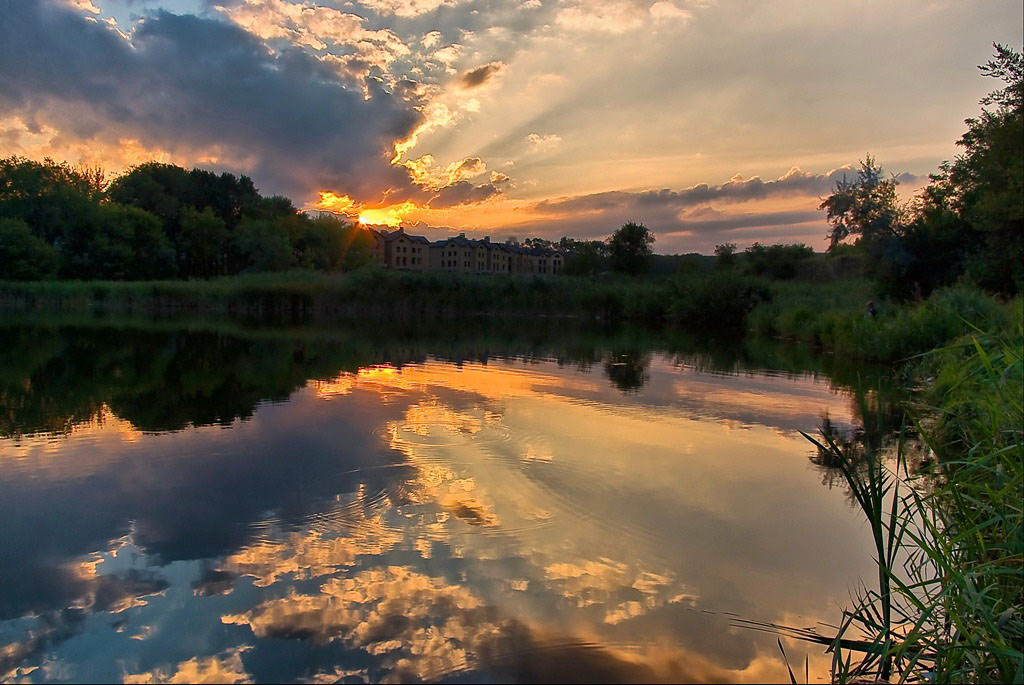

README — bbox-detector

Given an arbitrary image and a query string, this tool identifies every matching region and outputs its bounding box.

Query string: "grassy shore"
[802,323,1023,684]
[0,268,667,322]
[2,269,1018,362]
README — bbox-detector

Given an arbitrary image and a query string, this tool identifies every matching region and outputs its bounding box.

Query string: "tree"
[819,156,913,296]
[607,221,654,275]
[714,243,737,270]
[562,240,608,276]
[920,44,1023,293]
[820,155,905,251]
[107,162,196,245]
[179,207,229,278]
[61,204,174,280]
[0,218,57,280]
[0,156,100,245]
[234,219,291,273]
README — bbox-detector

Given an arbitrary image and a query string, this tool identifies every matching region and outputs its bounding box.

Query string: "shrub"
[667,272,770,328]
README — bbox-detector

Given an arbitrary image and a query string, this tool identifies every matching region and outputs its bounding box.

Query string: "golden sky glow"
[5,0,1020,250]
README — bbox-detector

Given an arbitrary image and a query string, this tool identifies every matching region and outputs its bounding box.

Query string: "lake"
[0,317,888,683]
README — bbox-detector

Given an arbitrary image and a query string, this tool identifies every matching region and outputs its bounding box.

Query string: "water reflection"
[0,316,898,683]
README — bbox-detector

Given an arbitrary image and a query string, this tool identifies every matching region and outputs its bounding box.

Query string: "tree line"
[0,160,378,280]
[816,45,1022,298]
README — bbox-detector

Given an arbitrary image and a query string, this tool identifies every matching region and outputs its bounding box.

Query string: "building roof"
[384,228,430,244]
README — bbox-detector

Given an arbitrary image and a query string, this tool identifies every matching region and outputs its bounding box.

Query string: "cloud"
[444,155,486,182]
[216,0,411,79]
[649,1,692,23]
[525,132,561,152]
[354,0,456,18]
[532,166,920,215]
[0,0,420,200]
[671,209,823,234]
[123,646,252,684]
[555,0,647,34]
[432,43,464,65]
[428,180,501,207]
[458,61,505,89]
[421,29,443,49]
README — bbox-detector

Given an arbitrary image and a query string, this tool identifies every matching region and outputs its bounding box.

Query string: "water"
[0,318,886,683]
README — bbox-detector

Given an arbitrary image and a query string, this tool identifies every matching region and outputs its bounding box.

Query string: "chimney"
[459,232,466,238]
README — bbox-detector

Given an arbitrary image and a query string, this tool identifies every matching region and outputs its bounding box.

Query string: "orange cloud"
[314,191,359,214]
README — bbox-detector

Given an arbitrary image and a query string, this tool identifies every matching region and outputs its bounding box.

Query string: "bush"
[743,242,814,280]
[667,272,770,328]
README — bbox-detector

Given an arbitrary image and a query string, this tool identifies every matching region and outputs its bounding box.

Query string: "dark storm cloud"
[0,0,421,199]
[458,61,504,89]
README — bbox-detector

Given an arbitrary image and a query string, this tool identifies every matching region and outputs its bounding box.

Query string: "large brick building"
[372,228,563,275]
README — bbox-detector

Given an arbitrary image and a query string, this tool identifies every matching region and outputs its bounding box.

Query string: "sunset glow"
[357,201,419,227]
[2,0,1020,252]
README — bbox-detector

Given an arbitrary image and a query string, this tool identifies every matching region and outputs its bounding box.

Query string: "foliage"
[667,272,771,328]
[561,240,609,276]
[750,280,1013,362]
[820,155,905,252]
[714,242,738,270]
[921,44,1023,294]
[820,45,1023,298]
[0,218,57,281]
[0,156,102,244]
[62,204,176,280]
[0,158,385,281]
[742,242,814,280]
[607,221,655,275]
[234,219,292,273]
[180,207,230,278]
[802,328,1023,683]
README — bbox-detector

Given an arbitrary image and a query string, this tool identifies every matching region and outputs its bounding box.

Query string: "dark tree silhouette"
[607,221,654,276]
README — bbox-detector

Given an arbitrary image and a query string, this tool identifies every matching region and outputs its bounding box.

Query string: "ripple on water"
[428,637,657,684]
[374,418,514,451]
[249,474,406,545]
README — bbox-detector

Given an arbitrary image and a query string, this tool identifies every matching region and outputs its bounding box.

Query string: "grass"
[1,269,1018,364]
[793,324,1023,683]
[0,268,668,322]
[750,281,1017,363]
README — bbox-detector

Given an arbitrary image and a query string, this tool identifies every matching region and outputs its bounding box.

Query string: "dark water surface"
[0,317,886,683]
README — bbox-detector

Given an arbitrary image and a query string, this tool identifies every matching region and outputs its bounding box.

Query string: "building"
[383,227,430,270]
[377,228,563,275]
[430,233,484,273]
[366,227,386,264]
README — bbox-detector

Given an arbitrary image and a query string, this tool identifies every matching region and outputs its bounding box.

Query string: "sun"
[357,202,418,227]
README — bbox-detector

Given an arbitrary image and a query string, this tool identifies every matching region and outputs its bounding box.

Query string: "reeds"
[799,328,1023,683]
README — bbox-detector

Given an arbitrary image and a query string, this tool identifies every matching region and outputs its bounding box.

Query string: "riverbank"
[2,270,1018,363]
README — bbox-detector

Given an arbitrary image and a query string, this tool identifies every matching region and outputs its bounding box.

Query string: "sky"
[1,0,1021,252]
